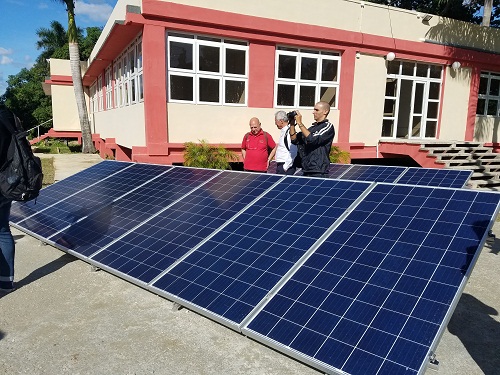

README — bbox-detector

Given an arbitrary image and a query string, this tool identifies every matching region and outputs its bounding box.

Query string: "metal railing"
[26,118,53,141]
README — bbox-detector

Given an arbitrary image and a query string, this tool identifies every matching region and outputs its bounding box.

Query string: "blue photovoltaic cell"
[90,172,282,283]
[327,163,353,178]
[245,184,500,375]
[152,178,371,325]
[339,164,407,183]
[396,167,472,188]
[49,167,219,257]
[294,163,352,178]
[13,163,170,239]
[9,160,132,224]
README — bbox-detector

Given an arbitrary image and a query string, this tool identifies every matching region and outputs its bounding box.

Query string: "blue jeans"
[0,198,15,290]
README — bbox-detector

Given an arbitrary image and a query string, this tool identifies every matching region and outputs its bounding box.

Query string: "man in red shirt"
[241,117,276,172]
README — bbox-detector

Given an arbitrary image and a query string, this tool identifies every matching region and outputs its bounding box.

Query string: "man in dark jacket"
[0,108,16,293]
[289,101,335,177]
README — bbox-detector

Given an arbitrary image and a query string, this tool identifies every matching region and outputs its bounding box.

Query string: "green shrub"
[329,146,350,164]
[184,140,238,170]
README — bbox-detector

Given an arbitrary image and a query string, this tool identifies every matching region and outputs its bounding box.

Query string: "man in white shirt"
[274,111,298,175]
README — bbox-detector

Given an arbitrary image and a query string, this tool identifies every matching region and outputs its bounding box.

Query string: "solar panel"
[9,160,132,224]
[11,163,171,240]
[10,160,500,375]
[395,167,472,188]
[49,167,219,258]
[293,163,351,178]
[338,164,407,183]
[151,178,371,327]
[89,171,282,284]
[243,184,500,375]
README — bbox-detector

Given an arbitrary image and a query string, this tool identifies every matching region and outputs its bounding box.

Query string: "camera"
[287,111,297,122]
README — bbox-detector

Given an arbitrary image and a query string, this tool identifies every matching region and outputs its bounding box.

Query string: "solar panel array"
[11,160,497,375]
[268,162,472,188]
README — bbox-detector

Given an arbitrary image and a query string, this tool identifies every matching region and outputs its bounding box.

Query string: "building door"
[382,61,442,139]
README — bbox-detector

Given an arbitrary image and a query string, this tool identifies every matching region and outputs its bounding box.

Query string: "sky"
[0,0,118,95]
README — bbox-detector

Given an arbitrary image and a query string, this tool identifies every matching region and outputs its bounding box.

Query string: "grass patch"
[33,138,82,154]
[41,157,55,187]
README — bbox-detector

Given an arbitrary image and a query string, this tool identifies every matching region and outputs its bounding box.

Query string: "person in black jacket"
[289,101,335,177]
[0,108,16,293]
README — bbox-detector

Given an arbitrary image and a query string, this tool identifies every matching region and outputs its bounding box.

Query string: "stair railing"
[26,118,53,141]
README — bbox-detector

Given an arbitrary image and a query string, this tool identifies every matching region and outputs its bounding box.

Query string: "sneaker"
[0,284,15,294]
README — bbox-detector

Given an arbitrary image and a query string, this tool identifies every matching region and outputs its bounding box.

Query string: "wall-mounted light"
[451,61,461,70]
[356,52,361,59]
[421,13,433,22]
[386,52,396,61]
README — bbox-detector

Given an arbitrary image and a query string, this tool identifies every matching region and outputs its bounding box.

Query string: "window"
[382,60,442,139]
[167,33,248,105]
[97,74,103,112]
[477,71,500,116]
[89,82,98,114]
[275,47,340,108]
[105,66,112,109]
[112,35,143,109]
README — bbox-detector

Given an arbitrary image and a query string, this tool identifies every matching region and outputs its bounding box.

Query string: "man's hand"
[294,110,303,125]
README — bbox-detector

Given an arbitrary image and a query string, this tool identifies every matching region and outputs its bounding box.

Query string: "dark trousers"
[0,200,14,291]
[276,163,296,175]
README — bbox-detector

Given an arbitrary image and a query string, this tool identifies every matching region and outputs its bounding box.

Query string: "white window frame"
[105,66,112,110]
[275,47,341,109]
[111,34,144,109]
[382,60,443,139]
[97,74,103,112]
[166,32,249,106]
[89,82,98,114]
[477,71,500,117]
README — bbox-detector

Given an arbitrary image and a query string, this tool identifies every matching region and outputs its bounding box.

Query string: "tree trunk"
[65,0,95,154]
[482,0,493,26]
[69,42,95,153]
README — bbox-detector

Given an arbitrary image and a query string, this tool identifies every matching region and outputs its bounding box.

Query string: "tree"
[366,0,497,26]
[1,62,52,133]
[53,0,95,153]
[36,21,68,63]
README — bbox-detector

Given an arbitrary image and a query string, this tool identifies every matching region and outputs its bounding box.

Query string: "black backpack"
[0,110,43,201]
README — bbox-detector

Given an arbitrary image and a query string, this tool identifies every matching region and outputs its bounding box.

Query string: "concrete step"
[426,147,492,154]
[435,152,500,161]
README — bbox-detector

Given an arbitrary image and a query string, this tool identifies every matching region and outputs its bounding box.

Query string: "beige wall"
[167,103,339,144]
[439,67,471,141]
[49,59,90,133]
[50,58,87,76]
[51,85,81,132]
[474,116,500,143]
[350,54,387,146]
[89,0,142,64]
[156,0,500,53]
[93,103,146,148]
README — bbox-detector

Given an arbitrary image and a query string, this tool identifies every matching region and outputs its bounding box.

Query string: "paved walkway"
[37,153,103,182]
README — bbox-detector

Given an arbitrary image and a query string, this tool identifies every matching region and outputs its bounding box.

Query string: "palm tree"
[482,0,493,26]
[53,0,95,153]
[36,21,68,62]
